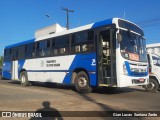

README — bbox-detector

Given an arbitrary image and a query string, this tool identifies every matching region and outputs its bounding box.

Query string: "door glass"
[97,30,111,84]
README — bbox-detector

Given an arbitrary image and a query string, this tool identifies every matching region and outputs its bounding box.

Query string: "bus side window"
[55,35,69,55]
[51,39,57,56]
[82,44,88,51]
[18,46,25,59]
[71,30,94,53]
[41,40,51,57]
[25,43,34,59]
[60,48,66,54]
[12,48,18,60]
[81,31,94,52]
[15,48,18,60]
[54,49,58,55]
[4,49,11,61]
[88,31,94,41]
[75,45,80,52]
[45,39,51,56]
[35,41,46,57]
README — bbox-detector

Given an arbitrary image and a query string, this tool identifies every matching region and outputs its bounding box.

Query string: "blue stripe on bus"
[2,61,12,79]
[2,71,11,79]
[63,53,97,86]
[125,61,148,77]
[5,39,35,49]
[125,61,131,75]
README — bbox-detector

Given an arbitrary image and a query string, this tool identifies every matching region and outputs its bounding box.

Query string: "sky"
[0,0,160,56]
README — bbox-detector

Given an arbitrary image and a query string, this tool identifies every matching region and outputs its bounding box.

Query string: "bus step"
[104,78,111,84]
[99,77,111,84]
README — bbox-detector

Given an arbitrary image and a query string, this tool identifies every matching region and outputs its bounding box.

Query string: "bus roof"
[4,18,141,49]
[5,39,35,49]
[35,18,113,41]
[4,18,114,49]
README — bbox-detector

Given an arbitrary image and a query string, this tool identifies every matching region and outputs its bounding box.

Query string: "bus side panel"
[18,60,26,78]
[24,56,75,83]
[2,61,12,79]
[18,53,97,86]
[63,53,97,86]
[22,59,35,81]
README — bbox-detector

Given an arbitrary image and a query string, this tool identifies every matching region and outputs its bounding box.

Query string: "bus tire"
[20,71,30,87]
[74,71,92,94]
[144,79,159,92]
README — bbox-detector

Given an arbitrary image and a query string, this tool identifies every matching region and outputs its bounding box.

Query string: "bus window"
[55,36,69,46]
[71,31,94,53]
[75,45,80,52]
[60,48,66,54]
[35,41,47,57]
[4,49,11,61]
[82,44,88,51]
[25,43,34,58]
[54,49,58,55]
[18,46,25,59]
[88,31,94,41]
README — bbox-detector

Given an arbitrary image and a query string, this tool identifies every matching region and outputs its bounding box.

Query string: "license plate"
[139,78,144,82]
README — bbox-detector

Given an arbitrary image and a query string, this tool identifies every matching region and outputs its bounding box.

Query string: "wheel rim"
[21,75,26,83]
[77,76,87,88]
[146,82,155,90]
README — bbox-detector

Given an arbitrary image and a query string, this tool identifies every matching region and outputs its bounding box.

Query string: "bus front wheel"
[144,79,159,92]
[74,71,92,94]
[20,71,30,86]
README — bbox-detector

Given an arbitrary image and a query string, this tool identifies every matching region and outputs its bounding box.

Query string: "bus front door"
[97,28,117,86]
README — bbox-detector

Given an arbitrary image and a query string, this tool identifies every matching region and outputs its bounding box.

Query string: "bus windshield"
[120,29,147,62]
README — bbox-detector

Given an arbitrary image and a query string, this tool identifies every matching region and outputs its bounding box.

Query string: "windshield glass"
[152,54,160,66]
[120,30,147,62]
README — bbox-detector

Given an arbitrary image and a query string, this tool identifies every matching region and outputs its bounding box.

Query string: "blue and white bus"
[2,18,149,93]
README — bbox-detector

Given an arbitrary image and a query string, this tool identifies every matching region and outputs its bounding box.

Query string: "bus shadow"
[7,80,147,94]
[30,82,147,94]
[91,87,146,94]
[33,82,76,91]
[7,80,76,91]
[77,93,147,120]
[7,80,21,85]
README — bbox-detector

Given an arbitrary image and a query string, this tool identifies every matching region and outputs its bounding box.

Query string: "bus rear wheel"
[74,71,92,94]
[144,79,159,92]
[20,71,30,86]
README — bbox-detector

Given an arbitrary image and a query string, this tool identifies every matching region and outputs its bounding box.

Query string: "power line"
[134,17,160,42]
[136,17,160,24]
[135,16,160,28]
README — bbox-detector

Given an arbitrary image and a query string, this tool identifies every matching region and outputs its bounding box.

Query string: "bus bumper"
[117,74,149,87]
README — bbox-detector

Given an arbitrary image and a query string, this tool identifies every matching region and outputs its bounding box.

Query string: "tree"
[0,56,3,68]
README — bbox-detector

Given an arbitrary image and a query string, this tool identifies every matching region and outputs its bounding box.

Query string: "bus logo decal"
[91,59,96,66]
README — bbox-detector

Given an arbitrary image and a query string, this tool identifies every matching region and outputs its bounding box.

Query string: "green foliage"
[0,56,3,67]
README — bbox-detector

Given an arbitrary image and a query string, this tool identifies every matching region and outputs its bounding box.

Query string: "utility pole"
[62,8,74,30]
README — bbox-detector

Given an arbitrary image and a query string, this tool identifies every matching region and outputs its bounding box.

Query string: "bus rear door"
[11,48,19,80]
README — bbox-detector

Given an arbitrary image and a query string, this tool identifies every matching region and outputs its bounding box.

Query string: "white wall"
[147,43,160,56]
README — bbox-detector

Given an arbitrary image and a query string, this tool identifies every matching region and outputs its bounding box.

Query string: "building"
[147,43,160,56]
[35,24,66,38]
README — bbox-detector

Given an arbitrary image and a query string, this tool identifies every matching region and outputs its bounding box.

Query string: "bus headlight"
[123,64,128,75]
